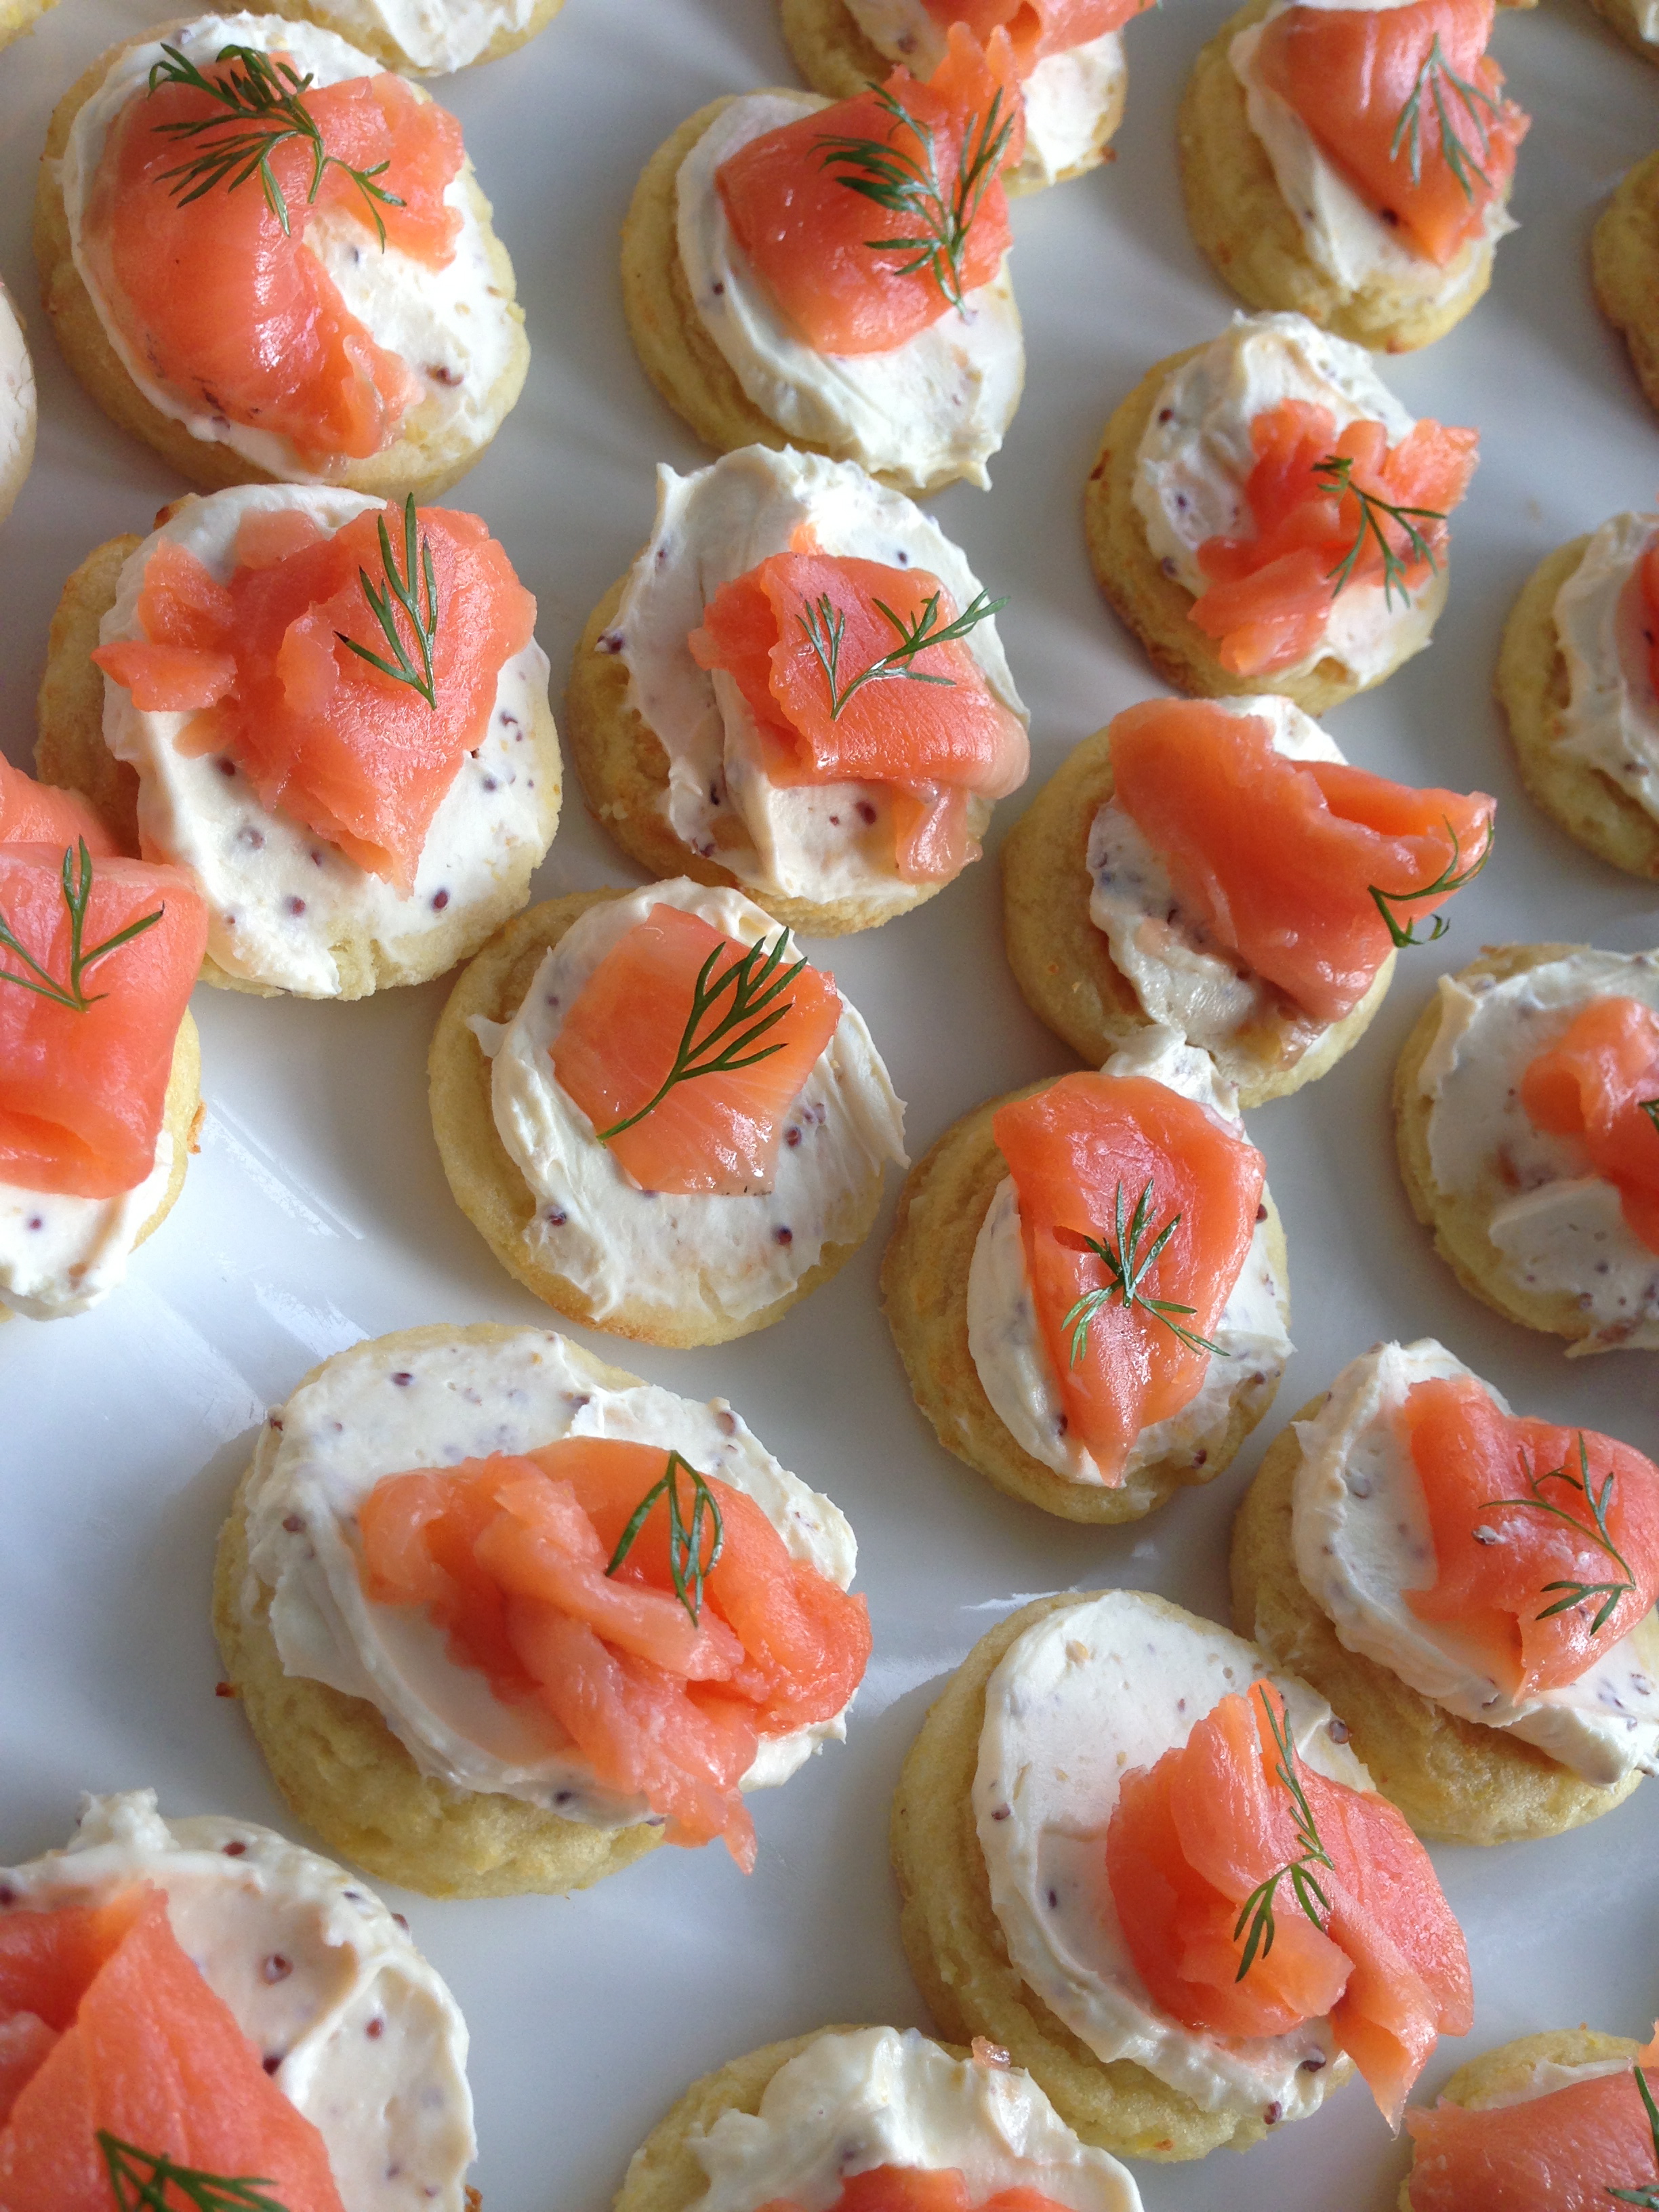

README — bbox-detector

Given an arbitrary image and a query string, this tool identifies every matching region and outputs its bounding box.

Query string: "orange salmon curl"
[1521,996,1659,1256]
[920,0,1155,74]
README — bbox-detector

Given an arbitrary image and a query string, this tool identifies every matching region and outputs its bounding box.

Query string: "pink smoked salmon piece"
[83,62,462,462]
[93,507,535,893]
[1255,0,1528,268]
[689,548,1028,882]
[759,2173,1076,2212]
[358,1436,872,1868]
[1399,1373,1659,1699]
[1106,1681,1471,2126]
[717,28,1024,356]
[0,846,207,1200]
[989,1072,1263,1481]
[920,0,1151,70]
[1520,996,1659,1256]
[1107,698,1494,1025]
[0,761,117,857]
[550,903,842,1196]
[1405,2030,1659,2211]
[0,1886,346,2212]
[1192,401,1479,676]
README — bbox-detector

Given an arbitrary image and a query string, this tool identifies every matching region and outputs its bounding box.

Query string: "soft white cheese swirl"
[1553,511,1659,827]
[0,279,35,528]
[0,1130,173,1322]
[270,0,539,73]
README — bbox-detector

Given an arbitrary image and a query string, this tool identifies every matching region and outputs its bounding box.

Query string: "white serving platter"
[3,0,1659,2205]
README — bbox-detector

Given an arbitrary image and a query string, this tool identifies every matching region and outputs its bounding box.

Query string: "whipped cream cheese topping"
[271,0,539,73]
[60,14,522,480]
[1132,312,1439,687]
[1,1789,474,2212]
[975,1591,1368,2121]
[242,1326,861,1823]
[965,1027,1292,1486]
[0,1131,173,1322]
[99,483,554,998]
[689,2028,1143,2212]
[0,281,35,527]
[1292,1339,1659,1785]
[1416,948,1659,1351]
[1553,512,1659,825]
[476,878,906,1326]
[677,94,1023,494]
[612,446,1025,915]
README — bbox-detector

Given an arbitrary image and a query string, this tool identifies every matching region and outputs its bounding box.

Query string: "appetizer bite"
[216,1323,873,1896]
[430,879,907,1346]
[569,447,1027,936]
[262,0,567,75]
[882,1027,1291,1521]
[0,278,35,528]
[1596,155,1659,428]
[1396,945,1659,1350]
[778,0,1153,193]
[36,12,529,495]
[0,1787,473,2206]
[1179,0,1529,353]
[1498,510,1659,879]
[891,1587,1472,2160]
[37,484,560,1000]
[1002,693,1494,1103]
[1,760,206,1323]
[613,2026,1143,2212]
[1233,1341,1659,1845]
[621,33,1024,498]
[1087,314,1477,708]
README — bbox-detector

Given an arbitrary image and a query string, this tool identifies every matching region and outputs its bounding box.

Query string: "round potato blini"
[1231,1399,1643,1845]
[1496,535,1659,881]
[1587,0,1659,62]
[880,1079,1288,1521]
[1595,151,1659,422]
[35,22,529,500]
[213,1322,664,1900]
[260,0,567,75]
[999,722,1394,1104]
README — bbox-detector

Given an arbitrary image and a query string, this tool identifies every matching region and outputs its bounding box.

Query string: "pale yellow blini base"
[1595,151,1659,421]
[259,0,567,75]
[0,0,60,47]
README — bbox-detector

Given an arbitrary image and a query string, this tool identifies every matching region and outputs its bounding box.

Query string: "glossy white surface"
[3,3,1659,2209]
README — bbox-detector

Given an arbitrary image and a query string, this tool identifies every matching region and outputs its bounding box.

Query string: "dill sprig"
[337,494,440,709]
[1233,1685,1334,1982]
[606,1450,725,1624]
[1481,1435,1638,1638]
[98,2133,288,2212]
[147,43,403,245]
[797,587,1004,722]
[595,928,806,1143]
[1642,1099,1659,1138]
[1368,815,1493,950]
[815,80,1015,313]
[1059,1178,1225,1368]
[0,840,164,1013]
[1389,33,1501,203]
[1314,453,1447,611]
[1607,2064,1659,2206]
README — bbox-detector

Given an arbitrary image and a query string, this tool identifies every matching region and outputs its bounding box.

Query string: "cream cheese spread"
[964,1027,1292,1486]
[1553,511,1659,827]
[687,2028,1143,2212]
[98,483,556,998]
[676,93,1023,494]
[476,878,906,1328]
[241,1326,863,1823]
[272,0,539,73]
[0,281,35,528]
[1,1789,474,2212]
[0,1131,173,1322]
[1132,312,1441,688]
[974,1591,1369,2123]
[1416,948,1659,1352]
[611,445,1026,916]
[60,14,522,481]
[1291,1339,1659,1785]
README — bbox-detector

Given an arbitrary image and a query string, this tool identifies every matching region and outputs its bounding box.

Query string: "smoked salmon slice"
[716,28,1024,357]
[760,2171,1076,2212]
[920,0,1151,72]
[0,1886,346,2212]
[1399,1374,1659,1699]
[1191,402,1479,676]
[1107,699,1494,1024]
[550,903,842,1196]
[0,845,207,1200]
[1254,0,1528,269]
[1106,1680,1471,2125]
[82,58,463,462]
[359,1437,872,1868]
[989,1071,1263,1481]
[689,549,1027,881]
[93,504,536,893]
[1519,996,1659,1256]
[0,761,117,857]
